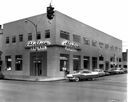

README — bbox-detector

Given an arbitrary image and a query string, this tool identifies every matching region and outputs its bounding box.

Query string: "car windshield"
[80,70,91,73]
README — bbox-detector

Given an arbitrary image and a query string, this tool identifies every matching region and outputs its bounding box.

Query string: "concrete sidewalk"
[4,76,65,82]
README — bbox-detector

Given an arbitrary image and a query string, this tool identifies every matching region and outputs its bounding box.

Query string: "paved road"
[0,74,127,102]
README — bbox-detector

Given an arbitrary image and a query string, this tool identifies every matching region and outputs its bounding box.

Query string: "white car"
[113,68,124,74]
[93,69,105,77]
[66,70,99,82]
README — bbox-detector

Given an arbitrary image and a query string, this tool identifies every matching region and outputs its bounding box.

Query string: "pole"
[25,19,38,76]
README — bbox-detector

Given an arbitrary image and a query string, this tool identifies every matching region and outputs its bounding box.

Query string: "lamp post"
[25,19,38,76]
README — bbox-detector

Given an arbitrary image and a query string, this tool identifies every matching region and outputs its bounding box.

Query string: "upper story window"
[83,37,90,45]
[28,33,32,41]
[12,36,16,43]
[60,30,70,40]
[45,29,50,38]
[99,42,104,48]
[73,34,81,43]
[105,44,109,49]
[119,48,122,52]
[99,55,104,61]
[36,31,41,40]
[6,37,9,44]
[92,40,97,47]
[115,47,118,51]
[110,45,114,50]
[19,34,23,42]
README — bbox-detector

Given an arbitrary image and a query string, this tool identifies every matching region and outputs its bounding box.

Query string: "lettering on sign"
[62,41,79,51]
[25,40,51,51]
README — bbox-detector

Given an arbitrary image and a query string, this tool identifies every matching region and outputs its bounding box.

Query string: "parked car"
[120,68,127,73]
[0,72,4,79]
[104,70,110,76]
[66,69,99,82]
[93,69,105,77]
[107,68,116,75]
[113,68,124,74]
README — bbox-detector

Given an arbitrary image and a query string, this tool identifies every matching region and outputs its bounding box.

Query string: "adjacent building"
[122,49,128,68]
[1,11,122,79]
[0,25,3,71]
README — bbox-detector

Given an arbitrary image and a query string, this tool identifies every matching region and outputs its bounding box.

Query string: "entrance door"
[30,52,47,76]
[33,57,42,76]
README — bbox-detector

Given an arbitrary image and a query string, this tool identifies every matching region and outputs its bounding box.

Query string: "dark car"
[66,70,99,82]
[0,72,4,79]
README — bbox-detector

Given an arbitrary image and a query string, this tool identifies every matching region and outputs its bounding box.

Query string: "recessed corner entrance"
[30,52,47,76]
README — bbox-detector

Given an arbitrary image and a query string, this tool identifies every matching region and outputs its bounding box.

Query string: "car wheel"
[75,77,80,82]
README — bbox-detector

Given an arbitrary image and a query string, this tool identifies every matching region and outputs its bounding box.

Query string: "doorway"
[30,52,47,76]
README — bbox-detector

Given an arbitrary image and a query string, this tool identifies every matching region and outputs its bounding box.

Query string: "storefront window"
[83,56,90,69]
[15,55,23,71]
[60,54,69,71]
[99,64,104,69]
[73,55,81,71]
[92,57,97,69]
[5,56,12,71]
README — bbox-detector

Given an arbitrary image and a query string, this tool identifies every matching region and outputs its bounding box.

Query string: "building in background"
[122,49,128,68]
[1,11,122,79]
[0,25,3,72]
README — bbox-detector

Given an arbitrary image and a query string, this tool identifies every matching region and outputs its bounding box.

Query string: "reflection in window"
[15,55,23,71]
[5,56,12,71]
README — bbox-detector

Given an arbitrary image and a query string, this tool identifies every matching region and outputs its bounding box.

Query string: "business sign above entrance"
[25,40,51,51]
[62,41,80,51]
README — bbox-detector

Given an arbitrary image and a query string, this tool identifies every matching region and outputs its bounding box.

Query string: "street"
[0,74,127,102]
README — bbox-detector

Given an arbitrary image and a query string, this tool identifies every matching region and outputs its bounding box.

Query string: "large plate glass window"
[5,56,12,71]
[60,54,69,71]
[73,55,81,71]
[15,55,23,71]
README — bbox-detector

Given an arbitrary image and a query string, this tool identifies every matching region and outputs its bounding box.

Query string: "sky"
[0,0,128,52]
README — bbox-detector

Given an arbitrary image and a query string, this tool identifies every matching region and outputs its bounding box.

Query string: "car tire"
[75,77,80,82]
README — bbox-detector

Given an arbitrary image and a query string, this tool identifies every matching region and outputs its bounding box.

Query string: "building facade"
[0,25,3,71]
[122,49,128,68]
[1,11,122,79]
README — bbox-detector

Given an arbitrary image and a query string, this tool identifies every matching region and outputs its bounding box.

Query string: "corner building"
[2,11,122,79]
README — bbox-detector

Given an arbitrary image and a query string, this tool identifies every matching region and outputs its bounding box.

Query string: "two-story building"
[1,11,122,79]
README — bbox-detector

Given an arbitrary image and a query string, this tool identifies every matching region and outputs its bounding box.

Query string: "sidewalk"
[4,76,65,82]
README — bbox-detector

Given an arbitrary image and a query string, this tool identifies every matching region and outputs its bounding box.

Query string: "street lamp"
[25,19,38,76]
